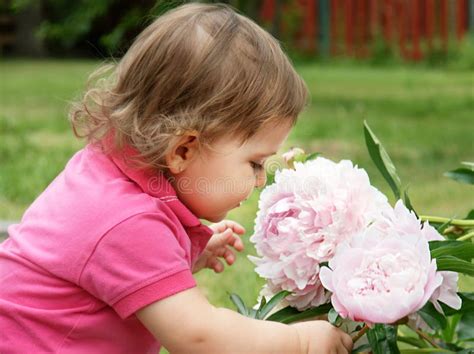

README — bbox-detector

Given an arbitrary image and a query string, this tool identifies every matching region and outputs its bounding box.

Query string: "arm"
[137,287,304,354]
[137,287,353,354]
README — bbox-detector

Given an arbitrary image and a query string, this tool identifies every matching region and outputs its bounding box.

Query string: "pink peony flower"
[249,157,391,310]
[319,227,443,325]
[374,200,461,313]
[430,271,462,313]
[374,200,444,242]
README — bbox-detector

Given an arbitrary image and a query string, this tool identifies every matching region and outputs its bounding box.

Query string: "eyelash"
[250,161,264,171]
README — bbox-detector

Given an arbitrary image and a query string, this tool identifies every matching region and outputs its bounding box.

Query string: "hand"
[192,220,246,274]
[292,320,353,354]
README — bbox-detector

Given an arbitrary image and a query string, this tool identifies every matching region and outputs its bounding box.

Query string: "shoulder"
[79,211,196,319]
[10,146,185,282]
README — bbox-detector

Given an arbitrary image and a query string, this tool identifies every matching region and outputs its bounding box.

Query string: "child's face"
[169,122,292,222]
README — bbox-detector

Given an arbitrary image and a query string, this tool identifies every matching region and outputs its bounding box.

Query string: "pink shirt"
[0,144,213,353]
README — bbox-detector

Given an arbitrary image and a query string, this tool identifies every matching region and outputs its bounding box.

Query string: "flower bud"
[282,147,306,169]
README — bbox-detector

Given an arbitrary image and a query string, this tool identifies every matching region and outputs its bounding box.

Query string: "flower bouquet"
[230,122,474,353]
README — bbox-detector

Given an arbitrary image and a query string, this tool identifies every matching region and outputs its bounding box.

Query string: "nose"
[255,170,267,189]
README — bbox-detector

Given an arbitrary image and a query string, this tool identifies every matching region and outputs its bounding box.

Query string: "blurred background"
[1,0,473,339]
[1,0,474,62]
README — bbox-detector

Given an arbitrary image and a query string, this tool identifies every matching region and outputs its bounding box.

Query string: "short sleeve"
[79,212,196,319]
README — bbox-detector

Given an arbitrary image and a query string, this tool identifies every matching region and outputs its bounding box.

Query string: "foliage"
[10,0,185,55]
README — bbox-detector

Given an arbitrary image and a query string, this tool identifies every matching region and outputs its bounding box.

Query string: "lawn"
[1,59,473,324]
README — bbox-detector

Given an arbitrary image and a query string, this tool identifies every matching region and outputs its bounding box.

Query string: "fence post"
[319,0,330,57]
[412,0,422,60]
[425,0,435,51]
[440,0,449,51]
[470,0,474,32]
[456,0,467,41]
[345,0,354,56]
[330,0,339,55]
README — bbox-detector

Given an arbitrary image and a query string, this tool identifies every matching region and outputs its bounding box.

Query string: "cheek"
[177,158,256,214]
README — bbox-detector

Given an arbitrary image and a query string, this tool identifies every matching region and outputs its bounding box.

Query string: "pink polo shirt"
[0,143,213,353]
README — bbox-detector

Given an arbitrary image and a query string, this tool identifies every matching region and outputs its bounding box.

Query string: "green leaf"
[229,293,248,316]
[328,308,339,324]
[464,209,474,220]
[257,290,291,320]
[266,303,332,324]
[457,311,474,341]
[429,241,474,262]
[352,343,372,353]
[435,218,455,234]
[418,302,448,331]
[439,341,465,352]
[403,188,417,215]
[397,336,429,348]
[248,308,258,319]
[305,152,320,161]
[260,296,267,308]
[367,324,400,354]
[455,349,474,354]
[444,168,474,185]
[364,121,402,200]
[441,314,461,343]
[255,296,267,319]
[436,256,474,276]
[328,308,342,326]
[461,161,474,169]
[399,349,454,353]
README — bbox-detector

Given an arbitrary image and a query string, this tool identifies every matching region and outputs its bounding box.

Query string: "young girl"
[0,3,353,353]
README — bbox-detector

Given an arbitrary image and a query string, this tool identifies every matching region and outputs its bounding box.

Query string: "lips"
[235,200,247,208]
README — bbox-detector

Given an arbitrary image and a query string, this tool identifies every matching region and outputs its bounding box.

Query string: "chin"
[204,213,228,223]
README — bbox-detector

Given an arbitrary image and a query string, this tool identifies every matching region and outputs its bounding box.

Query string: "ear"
[165,131,200,174]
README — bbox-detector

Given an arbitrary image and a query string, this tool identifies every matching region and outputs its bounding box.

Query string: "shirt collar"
[107,144,213,237]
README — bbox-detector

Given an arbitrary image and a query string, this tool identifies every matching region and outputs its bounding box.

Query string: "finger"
[211,220,246,235]
[207,229,233,250]
[213,231,244,253]
[341,333,353,352]
[209,221,226,234]
[220,247,236,265]
[225,220,246,235]
[337,343,348,354]
[227,233,245,252]
[208,229,244,254]
[212,245,236,265]
[208,257,225,273]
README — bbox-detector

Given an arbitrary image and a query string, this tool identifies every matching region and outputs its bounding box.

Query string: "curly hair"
[69,2,309,172]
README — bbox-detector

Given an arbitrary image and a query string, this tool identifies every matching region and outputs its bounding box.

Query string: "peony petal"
[319,266,334,292]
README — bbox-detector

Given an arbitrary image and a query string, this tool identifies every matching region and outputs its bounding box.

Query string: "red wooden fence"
[260,0,472,61]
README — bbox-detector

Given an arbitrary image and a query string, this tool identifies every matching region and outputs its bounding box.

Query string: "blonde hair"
[70,2,309,171]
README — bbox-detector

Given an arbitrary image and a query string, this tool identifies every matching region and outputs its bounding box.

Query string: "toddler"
[0,3,352,353]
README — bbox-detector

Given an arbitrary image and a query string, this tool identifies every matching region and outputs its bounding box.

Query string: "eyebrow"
[254,151,277,158]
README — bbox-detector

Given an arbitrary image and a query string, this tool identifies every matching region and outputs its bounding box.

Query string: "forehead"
[241,121,292,156]
[206,121,293,160]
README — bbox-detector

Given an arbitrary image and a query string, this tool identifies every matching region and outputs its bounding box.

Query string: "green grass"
[1,60,473,321]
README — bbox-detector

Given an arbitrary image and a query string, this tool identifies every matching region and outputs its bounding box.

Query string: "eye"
[250,161,264,172]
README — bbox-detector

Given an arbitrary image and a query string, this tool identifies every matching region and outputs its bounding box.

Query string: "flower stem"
[352,324,369,343]
[420,215,474,227]
[442,226,460,235]
[416,329,441,349]
[458,231,474,242]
